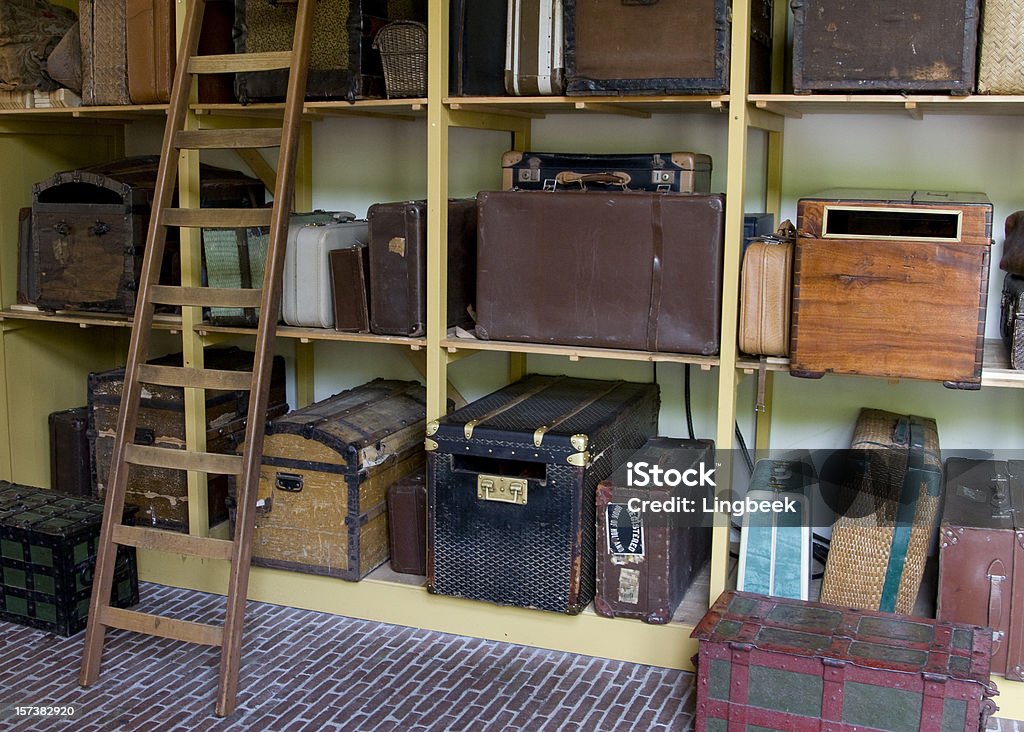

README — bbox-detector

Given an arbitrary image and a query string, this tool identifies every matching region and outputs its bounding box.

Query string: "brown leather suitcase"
[738,230,792,357]
[329,246,371,332]
[126,0,175,104]
[387,472,426,575]
[197,0,236,103]
[791,189,992,387]
[48,407,93,497]
[792,0,979,94]
[367,199,476,337]
[476,190,725,355]
[939,458,1024,681]
[595,437,714,624]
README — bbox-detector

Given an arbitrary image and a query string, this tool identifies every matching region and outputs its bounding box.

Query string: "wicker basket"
[978,0,1024,93]
[373,20,427,98]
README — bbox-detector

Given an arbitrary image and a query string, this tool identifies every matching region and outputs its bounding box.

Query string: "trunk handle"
[552,171,631,189]
[988,558,1006,654]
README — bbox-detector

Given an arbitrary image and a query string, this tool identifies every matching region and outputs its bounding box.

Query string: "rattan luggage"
[977,0,1024,94]
[373,20,426,98]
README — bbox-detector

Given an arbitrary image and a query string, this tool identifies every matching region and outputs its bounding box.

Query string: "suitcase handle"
[553,171,631,189]
[988,558,1006,653]
[275,472,303,492]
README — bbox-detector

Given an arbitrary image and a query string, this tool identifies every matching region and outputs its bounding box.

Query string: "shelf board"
[192,99,427,122]
[736,339,1024,389]
[751,94,1024,119]
[445,95,730,119]
[196,322,425,348]
[0,307,181,331]
[441,336,720,368]
[0,103,168,121]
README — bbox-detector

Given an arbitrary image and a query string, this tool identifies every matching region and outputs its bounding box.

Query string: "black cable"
[684,364,695,440]
[735,422,754,474]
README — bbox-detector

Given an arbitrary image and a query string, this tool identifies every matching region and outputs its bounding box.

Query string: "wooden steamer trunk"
[427,374,659,614]
[0,483,138,636]
[692,591,999,731]
[594,437,714,624]
[939,458,1024,682]
[89,348,287,532]
[250,380,429,581]
[791,189,992,387]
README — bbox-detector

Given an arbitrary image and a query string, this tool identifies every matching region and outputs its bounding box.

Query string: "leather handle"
[622,0,658,4]
[554,171,631,188]
[988,558,1006,654]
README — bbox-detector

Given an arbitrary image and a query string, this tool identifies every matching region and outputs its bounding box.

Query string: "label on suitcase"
[501,151,712,193]
[505,0,564,95]
[282,215,368,328]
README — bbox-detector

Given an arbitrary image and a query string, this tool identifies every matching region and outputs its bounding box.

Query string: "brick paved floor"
[0,583,697,731]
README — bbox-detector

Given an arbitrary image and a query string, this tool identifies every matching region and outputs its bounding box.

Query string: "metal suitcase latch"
[477,475,528,505]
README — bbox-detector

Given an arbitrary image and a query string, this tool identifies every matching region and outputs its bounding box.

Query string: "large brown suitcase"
[367,199,476,337]
[89,347,288,532]
[819,408,942,615]
[791,0,979,94]
[594,437,714,624]
[48,407,93,497]
[126,0,174,104]
[692,591,999,732]
[939,458,1024,682]
[80,0,130,105]
[249,379,428,581]
[791,189,992,387]
[387,471,426,575]
[476,190,725,355]
[427,374,660,614]
[564,0,773,95]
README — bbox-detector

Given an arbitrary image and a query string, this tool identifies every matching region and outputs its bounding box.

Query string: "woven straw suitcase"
[819,408,942,615]
[978,0,1024,94]
[80,0,130,105]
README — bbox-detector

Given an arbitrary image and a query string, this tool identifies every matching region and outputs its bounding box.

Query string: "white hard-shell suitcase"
[282,214,368,328]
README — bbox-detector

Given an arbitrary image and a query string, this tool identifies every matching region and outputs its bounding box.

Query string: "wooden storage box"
[791,189,992,387]
[249,379,428,581]
[89,347,287,533]
[0,483,138,636]
[693,591,999,731]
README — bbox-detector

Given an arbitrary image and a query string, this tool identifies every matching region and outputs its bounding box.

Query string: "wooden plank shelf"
[196,322,426,348]
[750,94,1024,119]
[0,104,168,121]
[445,95,730,119]
[191,99,427,122]
[0,307,181,331]
[440,336,720,368]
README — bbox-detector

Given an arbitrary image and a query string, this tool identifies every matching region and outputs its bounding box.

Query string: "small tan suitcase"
[738,225,793,357]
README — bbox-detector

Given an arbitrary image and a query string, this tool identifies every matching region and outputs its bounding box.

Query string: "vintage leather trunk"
[33,156,264,315]
[330,246,371,332]
[233,0,425,102]
[250,379,428,581]
[692,591,999,732]
[792,0,979,94]
[126,0,174,104]
[80,0,130,105]
[738,229,792,357]
[820,408,942,615]
[476,190,724,354]
[89,347,288,532]
[564,0,773,95]
[501,151,712,193]
[938,458,1024,682]
[48,407,93,498]
[16,206,34,305]
[791,189,992,387]
[449,0,507,96]
[594,437,714,624]
[0,483,138,636]
[505,0,564,95]
[387,471,426,575]
[367,199,476,337]
[282,216,369,328]
[736,457,815,600]
[1000,273,1024,370]
[427,374,660,614]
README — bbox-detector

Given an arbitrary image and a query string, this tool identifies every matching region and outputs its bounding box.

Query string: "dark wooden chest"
[594,437,714,624]
[32,156,263,315]
[792,0,979,94]
[88,347,287,533]
[250,379,428,581]
[427,374,660,614]
[0,483,138,636]
[939,458,1024,682]
[692,591,999,731]
[791,189,992,387]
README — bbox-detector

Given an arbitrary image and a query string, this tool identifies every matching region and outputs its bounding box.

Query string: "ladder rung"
[188,51,293,75]
[162,208,273,228]
[150,285,263,309]
[138,364,252,391]
[100,607,223,646]
[124,445,244,475]
[175,129,283,150]
[112,525,235,561]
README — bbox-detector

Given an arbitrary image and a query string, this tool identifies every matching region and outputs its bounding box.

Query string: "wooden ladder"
[78,0,315,717]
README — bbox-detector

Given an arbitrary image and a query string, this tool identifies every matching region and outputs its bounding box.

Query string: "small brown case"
[329,246,371,332]
[387,472,426,576]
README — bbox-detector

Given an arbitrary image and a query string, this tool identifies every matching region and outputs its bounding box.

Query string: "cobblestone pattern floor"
[0,582,697,731]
